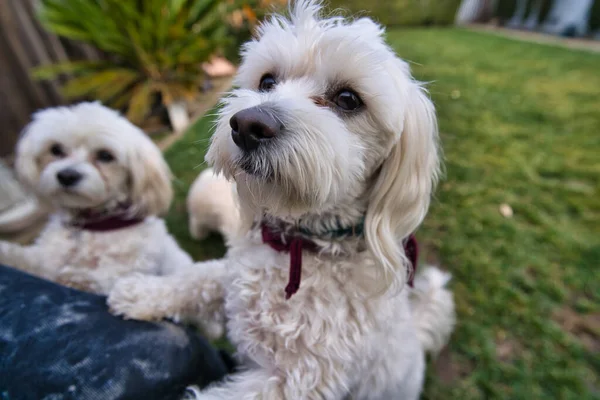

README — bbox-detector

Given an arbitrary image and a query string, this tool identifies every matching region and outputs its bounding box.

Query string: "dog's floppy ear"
[14,116,44,190]
[128,135,173,217]
[365,60,440,292]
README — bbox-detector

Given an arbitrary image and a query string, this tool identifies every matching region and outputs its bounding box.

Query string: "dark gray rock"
[0,264,228,400]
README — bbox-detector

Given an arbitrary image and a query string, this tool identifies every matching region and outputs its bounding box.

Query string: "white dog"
[0,102,194,295]
[109,1,456,399]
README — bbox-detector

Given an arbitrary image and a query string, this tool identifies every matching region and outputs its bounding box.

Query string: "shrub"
[327,0,462,26]
[33,0,231,125]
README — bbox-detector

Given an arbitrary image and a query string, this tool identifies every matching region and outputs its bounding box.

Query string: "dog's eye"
[259,74,277,92]
[50,143,65,158]
[96,149,115,163]
[333,90,363,111]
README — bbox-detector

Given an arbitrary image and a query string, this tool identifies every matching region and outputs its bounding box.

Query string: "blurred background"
[0,0,598,399]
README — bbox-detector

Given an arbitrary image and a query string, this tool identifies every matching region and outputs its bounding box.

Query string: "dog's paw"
[107,274,170,321]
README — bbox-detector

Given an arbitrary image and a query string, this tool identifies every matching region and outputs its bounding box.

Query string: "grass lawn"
[163,28,600,399]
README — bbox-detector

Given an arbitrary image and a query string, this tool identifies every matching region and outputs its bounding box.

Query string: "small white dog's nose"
[230,107,282,152]
[56,168,82,187]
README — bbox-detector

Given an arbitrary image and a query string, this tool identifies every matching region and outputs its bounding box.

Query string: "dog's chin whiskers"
[246,177,261,211]
[193,138,211,145]
[192,162,206,171]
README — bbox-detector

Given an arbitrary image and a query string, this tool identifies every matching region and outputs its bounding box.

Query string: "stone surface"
[0,264,228,400]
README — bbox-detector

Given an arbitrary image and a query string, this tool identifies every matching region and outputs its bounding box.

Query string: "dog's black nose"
[56,168,82,187]
[230,107,281,152]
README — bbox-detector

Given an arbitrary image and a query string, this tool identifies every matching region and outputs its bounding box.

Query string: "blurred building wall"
[457,0,600,39]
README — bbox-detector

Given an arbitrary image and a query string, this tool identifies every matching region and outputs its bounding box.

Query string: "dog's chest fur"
[223,230,412,374]
[35,216,167,292]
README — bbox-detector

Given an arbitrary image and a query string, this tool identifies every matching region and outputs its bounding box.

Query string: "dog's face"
[208,1,440,289]
[16,102,172,216]
[208,1,438,216]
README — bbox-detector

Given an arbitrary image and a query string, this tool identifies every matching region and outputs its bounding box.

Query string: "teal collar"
[260,215,365,300]
[296,216,365,239]
[260,215,419,300]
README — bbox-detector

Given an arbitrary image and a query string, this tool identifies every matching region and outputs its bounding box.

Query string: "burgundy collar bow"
[261,222,419,300]
[71,206,144,232]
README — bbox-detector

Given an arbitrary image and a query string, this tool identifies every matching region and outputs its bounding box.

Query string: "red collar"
[71,207,144,232]
[261,222,418,299]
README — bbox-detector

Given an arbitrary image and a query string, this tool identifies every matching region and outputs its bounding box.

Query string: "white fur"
[409,267,456,355]
[187,167,241,243]
[0,102,195,299]
[109,2,456,398]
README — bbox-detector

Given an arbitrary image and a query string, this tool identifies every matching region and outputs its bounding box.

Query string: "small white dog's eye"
[333,90,363,111]
[50,143,66,158]
[259,74,277,92]
[96,149,115,163]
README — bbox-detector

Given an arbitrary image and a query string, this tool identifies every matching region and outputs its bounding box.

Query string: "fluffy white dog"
[0,102,194,295]
[109,2,456,399]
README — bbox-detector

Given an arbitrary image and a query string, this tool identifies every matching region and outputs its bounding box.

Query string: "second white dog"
[0,102,194,295]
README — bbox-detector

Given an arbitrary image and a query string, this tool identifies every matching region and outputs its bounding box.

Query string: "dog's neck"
[256,171,378,241]
[249,177,374,250]
[255,195,419,299]
[61,201,145,232]
[260,199,367,242]
[257,197,368,299]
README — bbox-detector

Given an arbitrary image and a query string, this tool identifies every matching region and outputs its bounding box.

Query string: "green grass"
[163,28,600,399]
[163,113,226,262]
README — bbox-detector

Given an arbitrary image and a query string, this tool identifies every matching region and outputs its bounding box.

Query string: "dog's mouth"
[237,154,274,182]
[51,192,104,209]
[46,182,109,209]
[238,157,256,175]
[56,184,90,197]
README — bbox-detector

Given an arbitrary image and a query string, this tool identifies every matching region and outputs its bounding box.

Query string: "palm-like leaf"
[126,82,155,123]
[62,69,139,99]
[34,0,231,124]
[32,61,109,79]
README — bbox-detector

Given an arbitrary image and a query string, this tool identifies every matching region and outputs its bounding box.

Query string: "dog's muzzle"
[230,107,282,152]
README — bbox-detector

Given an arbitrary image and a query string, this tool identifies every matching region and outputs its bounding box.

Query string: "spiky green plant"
[33,0,231,124]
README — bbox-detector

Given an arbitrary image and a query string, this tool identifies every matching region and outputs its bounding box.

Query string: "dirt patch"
[553,306,600,353]
[434,347,475,384]
[495,334,524,363]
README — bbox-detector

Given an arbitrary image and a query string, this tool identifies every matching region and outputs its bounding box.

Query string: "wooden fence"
[0,0,101,157]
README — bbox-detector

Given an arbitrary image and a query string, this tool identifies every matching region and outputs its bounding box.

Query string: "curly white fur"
[0,102,195,297]
[109,1,456,398]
